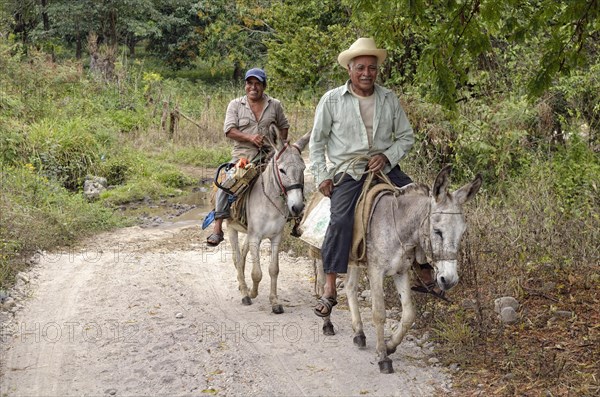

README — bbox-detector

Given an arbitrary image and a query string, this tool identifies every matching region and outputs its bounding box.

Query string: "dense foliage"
[3,1,599,106]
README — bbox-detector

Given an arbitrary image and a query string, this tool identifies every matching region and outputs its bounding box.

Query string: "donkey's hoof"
[272,304,284,314]
[322,321,335,336]
[241,296,252,306]
[386,345,397,355]
[353,333,366,348]
[378,357,394,374]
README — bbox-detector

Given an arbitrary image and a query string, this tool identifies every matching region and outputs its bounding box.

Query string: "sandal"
[411,282,451,303]
[206,232,224,246]
[314,296,338,318]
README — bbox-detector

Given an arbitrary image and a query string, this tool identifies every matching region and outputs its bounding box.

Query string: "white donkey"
[312,165,481,373]
[227,132,310,314]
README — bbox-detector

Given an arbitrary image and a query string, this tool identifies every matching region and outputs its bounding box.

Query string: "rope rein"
[260,136,304,220]
[261,172,288,218]
[349,155,400,263]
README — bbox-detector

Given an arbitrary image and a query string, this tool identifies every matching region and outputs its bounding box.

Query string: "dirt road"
[1,220,452,396]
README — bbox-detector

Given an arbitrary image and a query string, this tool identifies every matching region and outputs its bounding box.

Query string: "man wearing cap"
[206,68,290,246]
[309,38,440,316]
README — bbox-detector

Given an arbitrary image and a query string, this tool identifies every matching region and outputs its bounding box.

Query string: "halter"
[387,193,464,266]
[271,143,304,197]
[261,143,304,216]
[418,198,463,264]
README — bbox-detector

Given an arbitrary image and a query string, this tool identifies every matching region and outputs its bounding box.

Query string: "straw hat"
[337,38,387,69]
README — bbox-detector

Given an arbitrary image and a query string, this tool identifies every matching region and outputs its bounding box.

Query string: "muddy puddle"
[118,185,215,229]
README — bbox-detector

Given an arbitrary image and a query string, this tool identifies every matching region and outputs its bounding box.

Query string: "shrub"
[156,169,194,188]
[0,164,124,288]
[25,117,103,190]
[108,108,151,133]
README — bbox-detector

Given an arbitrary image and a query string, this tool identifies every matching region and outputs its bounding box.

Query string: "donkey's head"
[270,129,310,217]
[427,165,482,291]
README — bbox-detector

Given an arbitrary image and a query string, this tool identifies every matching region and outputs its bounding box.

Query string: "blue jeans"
[214,188,231,220]
[321,166,412,274]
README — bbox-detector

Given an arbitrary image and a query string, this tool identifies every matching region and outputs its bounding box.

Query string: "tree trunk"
[127,36,136,57]
[233,61,243,81]
[40,0,55,62]
[108,9,118,48]
[76,34,83,59]
[41,0,50,30]
[12,12,29,46]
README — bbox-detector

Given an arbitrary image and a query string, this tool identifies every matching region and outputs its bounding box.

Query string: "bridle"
[271,143,304,197]
[419,198,464,265]
[387,192,464,266]
[262,143,304,216]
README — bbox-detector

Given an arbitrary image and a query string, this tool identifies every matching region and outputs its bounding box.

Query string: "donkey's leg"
[318,258,335,335]
[230,230,251,305]
[267,234,284,314]
[368,267,394,374]
[248,236,263,300]
[346,264,365,346]
[386,272,416,355]
[311,248,325,297]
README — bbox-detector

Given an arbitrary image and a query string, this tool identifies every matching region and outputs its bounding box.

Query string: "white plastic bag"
[299,196,331,249]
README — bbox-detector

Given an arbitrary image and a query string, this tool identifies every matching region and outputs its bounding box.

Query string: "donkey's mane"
[397,182,430,197]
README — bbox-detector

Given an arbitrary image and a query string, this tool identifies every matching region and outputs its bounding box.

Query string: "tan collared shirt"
[224,94,290,160]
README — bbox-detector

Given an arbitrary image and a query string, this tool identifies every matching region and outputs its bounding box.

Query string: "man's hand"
[367,154,388,173]
[318,179,334,197]
[248,134,264,148]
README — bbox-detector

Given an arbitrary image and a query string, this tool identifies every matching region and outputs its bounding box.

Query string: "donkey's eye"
[434,229,443,238]
[279,169,286,175]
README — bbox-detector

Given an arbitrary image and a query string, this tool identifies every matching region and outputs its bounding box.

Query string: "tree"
[47,0,159,55]
[43,0,92,59]
[145,0,202,69]
[344,0,600,109]
[2,0,39,46]
[196,0,273,79]
[264,0,353,97]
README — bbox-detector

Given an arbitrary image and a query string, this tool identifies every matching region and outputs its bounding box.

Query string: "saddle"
[350,182,397,264]
[299,179,398,264]
[229,175,260,230]
[227,163,272,230]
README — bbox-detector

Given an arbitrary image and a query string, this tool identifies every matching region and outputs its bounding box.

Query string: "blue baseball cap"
[244,68,267,85]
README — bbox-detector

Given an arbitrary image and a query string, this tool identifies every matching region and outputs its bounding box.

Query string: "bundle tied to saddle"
[220,158,260,197]
[226,161,264,228]
[299,170,399,264]
[206,153,269,230]
[224,161,269,229]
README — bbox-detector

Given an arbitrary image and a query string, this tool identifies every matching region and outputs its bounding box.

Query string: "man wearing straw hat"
[309,38,441,317]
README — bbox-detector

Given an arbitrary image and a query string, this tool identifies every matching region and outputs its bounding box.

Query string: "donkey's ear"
[270,124,284,151]
[293,131,311,152]
[454,173,482,205]
[432,165,452,203]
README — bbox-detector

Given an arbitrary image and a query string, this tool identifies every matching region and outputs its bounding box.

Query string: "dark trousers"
[321,166,412,274]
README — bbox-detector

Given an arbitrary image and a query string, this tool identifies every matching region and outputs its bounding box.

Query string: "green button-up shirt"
[309,81,414,186]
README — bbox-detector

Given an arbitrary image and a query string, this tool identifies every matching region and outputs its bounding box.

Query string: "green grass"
[159,146,231,168]
[0,164,126,288]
